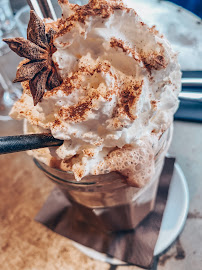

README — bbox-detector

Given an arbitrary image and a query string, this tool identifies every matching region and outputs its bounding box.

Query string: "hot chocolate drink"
[4,0,181,231]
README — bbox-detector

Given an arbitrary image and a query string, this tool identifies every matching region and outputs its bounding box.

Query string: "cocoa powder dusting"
[120,89,136,120]
[150,100,157,110]
[110,38,127,53]
[110,38,167,74]
[59,100,92,122]
[56,0,129,37]
[149,25,159,35]
[113,81,143,120]
[53,119,62,128]
[110,38,140,62]
[141,52,167,73]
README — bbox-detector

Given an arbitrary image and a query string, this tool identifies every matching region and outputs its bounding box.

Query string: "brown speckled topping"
[59,100,92,122]
[120,82,142,120]
[113,80,143,121]
[56,0,129,38]
[110,37,167,73]
[141,52,167,74]
[150,100,158,110]
[82,149,95,158]
[110,38,140,62]
[52,61,115,122]
[44,73,81,98]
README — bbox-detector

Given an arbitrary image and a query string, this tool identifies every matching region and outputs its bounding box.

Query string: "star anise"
[3,11,62,105]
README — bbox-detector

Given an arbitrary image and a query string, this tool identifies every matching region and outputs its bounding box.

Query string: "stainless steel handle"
[179,92,202,102]
[182,78,202,87]
[27,0,57,20]
[180,77,202,102]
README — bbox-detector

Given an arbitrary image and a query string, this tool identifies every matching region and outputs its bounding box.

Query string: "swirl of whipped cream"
[10,0,181,186]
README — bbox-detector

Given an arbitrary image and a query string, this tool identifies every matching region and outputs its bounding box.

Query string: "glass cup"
[15,5,30,38]
[34,125,173,232]
[0,0,22,121]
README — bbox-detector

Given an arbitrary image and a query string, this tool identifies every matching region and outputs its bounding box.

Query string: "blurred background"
[10,0,202,17]
[168,0,202,17]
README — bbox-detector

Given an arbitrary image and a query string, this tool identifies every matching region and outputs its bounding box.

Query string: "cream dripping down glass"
[6,0,181,231]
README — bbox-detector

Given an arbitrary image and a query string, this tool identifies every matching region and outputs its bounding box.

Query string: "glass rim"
[34,125,172,187]
[32,123,173,188]
[34,158,103,186]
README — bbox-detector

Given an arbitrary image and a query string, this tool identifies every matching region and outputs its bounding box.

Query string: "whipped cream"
[11,0,181,186]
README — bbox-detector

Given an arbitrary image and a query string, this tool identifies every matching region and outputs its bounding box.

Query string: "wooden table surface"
[0,119,202,270]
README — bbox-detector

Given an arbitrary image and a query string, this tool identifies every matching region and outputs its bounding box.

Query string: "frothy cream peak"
[10,0,181,186]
